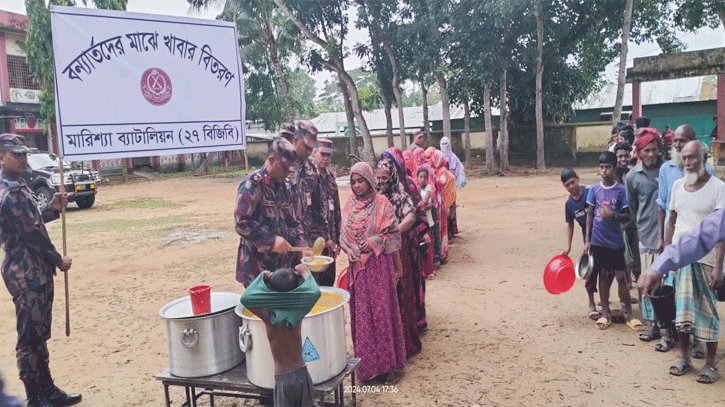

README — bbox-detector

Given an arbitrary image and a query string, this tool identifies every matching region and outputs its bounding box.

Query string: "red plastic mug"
[189,285,211,315]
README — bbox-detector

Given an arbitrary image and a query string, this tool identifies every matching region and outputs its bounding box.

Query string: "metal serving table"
[156,358,360,407]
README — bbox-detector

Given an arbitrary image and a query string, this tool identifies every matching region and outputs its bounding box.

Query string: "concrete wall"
[572,100,717,137]
[575,123,611,153]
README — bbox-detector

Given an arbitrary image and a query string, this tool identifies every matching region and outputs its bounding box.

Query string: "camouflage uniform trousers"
[12,281,53,384]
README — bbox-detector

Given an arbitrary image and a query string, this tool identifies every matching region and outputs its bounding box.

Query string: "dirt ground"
[3,167,725,406]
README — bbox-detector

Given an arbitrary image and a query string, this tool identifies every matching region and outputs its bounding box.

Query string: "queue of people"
[234,123,466,401]
[564,120,725,384]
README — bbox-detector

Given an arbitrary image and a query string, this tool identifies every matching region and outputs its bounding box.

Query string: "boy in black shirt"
[561,168,598,319]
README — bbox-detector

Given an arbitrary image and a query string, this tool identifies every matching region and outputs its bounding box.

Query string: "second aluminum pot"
[236,286,349,388]
[160,292,244,378]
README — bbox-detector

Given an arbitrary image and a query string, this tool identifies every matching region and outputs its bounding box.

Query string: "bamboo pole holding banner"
[58,156,70,337]
[53,125,70,337]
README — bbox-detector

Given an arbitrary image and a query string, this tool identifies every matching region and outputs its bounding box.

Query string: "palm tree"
[191,0,302,123]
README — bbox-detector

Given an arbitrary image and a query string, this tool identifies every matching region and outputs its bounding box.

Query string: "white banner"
[50,6,245,160]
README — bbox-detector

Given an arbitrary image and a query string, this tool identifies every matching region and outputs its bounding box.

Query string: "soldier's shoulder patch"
[239,170,263,191]
[0,182,19,202]
[248,171,264,185]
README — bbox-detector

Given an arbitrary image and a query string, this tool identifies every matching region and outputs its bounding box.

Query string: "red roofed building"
[0,9,47,149]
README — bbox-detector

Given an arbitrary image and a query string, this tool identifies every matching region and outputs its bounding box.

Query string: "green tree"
[357,0,408,148]
[398,0,454,143]
[316,78,345,113]
[535,0,544,170]
[395,9,437,139]
[23,0,127,127]
[271,0,377,163]
[244,60,316,130]
[448,0,528,172]
[286,68,317,119]
[354,32,396,146]
[673,0,725,35]
[612,0,634,127]
[191,0,303,124]
[315,68,382,113]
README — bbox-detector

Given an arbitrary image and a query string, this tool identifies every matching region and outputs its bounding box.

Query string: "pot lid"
[159,292,241,320]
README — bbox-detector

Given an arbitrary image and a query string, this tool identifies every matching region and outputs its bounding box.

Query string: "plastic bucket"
[543,255,575,295]
[649,285,676,323]
[189,285,211,315]
[335,267,349,292]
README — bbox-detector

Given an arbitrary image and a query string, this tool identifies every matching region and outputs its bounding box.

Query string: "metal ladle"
[290,237,325,255]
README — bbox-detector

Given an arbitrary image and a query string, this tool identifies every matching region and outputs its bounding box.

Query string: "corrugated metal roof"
[574,77,713,110]
[311,101,499,136]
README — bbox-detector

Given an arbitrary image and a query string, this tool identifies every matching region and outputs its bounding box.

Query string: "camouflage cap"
[296,120,318,149]
[0,133,30,154]
[269,137,298,170]
[279,123,296,142]
[317,137,333,154]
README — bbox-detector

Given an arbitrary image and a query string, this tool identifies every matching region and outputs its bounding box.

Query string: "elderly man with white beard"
[655,125,716,357]
[658,125,716,245]
[662,140,725,384]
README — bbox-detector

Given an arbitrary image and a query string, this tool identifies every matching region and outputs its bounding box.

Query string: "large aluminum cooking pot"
[159,292,244,377]
[236,286,349,388]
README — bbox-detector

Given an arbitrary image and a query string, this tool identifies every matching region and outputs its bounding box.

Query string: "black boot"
[39,373,82,407]
[23,381,54,407]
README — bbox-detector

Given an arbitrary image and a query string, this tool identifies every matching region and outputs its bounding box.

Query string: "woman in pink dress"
[376,158,423,358]
[433,150,457,262]
[340,162,406,383]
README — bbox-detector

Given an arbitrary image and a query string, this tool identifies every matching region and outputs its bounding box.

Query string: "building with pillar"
[0,10,48,149]
[627,48,725,141]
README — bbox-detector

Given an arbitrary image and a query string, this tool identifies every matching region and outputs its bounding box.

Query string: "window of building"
[7,55,40,90]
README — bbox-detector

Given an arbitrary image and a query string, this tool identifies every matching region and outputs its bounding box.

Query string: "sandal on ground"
[639,325,660,342]
[655,336,675,352]
[669,358,692,376]
[697,365,720,384]
[588,311,600,321]
[384,370,403,385]
[626,318,644,332]
[595,317,611,330]
[693,340,707,359]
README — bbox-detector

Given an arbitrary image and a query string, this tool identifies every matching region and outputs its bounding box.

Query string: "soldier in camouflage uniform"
[235,138,311,287]
[313,138,342,286]
[0,134,81,407]
[287,121,330,283]
[279,123,296,143]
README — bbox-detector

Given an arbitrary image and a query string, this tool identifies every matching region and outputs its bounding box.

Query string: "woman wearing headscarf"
[402,150,416,177]
[433,150,457,262]
[383,147,422,206]
[415,146,443,267]
[440,137,467,189]
[340,162,406,383]
[440,137,465,239]
[386,146,432,314]
[424,147,437,166]
[411,146,426,167]
[417,164,439,275]
[376,158,423,359]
